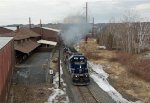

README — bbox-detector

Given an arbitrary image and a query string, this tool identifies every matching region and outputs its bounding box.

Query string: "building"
[31,27,60,42]
[3,27,17,31]
[0,27,41,63]
[13,27,41,63]
[0,37,14,103]
[0,27,13,34]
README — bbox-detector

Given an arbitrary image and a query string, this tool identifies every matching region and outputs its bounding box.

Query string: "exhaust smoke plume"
[61,15,92,46]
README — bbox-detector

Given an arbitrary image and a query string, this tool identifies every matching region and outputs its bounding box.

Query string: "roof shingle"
[15,40,40,53]
[0,27,41,40]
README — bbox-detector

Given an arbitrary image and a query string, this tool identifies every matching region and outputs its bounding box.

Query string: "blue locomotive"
[64,47,90,85]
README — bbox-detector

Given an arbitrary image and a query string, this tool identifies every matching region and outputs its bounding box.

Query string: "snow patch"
[89,62,143,103]
[97,46,106,49]
[47,60,69,103]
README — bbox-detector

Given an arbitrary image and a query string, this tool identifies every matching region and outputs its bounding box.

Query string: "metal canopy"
[37,39,57,46]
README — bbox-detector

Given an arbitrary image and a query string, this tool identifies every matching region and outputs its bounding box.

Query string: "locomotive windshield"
[70,56,87,66]
[73,56,86,62]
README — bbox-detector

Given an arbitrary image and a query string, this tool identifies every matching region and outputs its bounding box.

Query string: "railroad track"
[77,86,100,103]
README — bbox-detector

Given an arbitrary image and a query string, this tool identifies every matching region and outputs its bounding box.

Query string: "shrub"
[109,57,119,62]
[85,51,103,60]
[116,51,133,65]
[116,51,150,81]
[129,59,150,81]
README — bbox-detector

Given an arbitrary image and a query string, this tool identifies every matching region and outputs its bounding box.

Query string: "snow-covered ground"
[46,61,69,103]
[88,62,143,103]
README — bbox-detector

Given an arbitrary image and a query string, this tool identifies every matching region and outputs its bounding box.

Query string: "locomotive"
[63,46,90,85]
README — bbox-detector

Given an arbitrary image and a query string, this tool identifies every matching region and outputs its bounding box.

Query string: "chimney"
[29,17,31,29]
[16,25,19,32]
[40,19,43,38]
[40,19,42,28]
[92,17,94,37]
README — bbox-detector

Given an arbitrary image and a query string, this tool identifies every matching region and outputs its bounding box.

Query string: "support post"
[58,35,61,88]
[40,19,43,39]
[86,2,88,23]
[92,17,94,37]
[29,17,31,29]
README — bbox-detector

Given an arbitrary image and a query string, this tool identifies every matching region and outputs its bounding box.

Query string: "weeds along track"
[77,86,100,103]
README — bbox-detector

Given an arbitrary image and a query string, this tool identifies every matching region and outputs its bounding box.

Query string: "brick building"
[0,27,41,63]
[31,27,60,42]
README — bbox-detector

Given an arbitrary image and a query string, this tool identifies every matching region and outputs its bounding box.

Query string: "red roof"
[17,28,40,37]
[31,27,58,41]
[0,27,13,34]
[0,27,41,40]
[15,40,40,53]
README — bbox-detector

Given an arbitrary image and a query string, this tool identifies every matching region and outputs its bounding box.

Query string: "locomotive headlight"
[75,75,78,77]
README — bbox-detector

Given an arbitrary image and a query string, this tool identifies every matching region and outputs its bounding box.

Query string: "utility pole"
[40,19,42,28]
[86,2,88,23]
[92,17,94,37]
[85,2,88,43]
[58,35,61,88]
[29,17,31,29]
[40,19,43,39]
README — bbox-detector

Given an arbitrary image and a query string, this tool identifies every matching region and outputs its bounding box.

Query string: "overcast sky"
[0,0,150,25]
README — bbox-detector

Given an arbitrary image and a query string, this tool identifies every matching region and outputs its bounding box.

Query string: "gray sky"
[0,0,150,25]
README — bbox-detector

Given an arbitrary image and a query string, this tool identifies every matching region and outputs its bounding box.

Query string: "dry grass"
[116,51,150,81]
[129,58,150,81]
[115,51,133,65]
[80,38,150,81]
[85,51,104,60]
[80,38,102,60]
[109,57,119,62]
[78,38,150,102]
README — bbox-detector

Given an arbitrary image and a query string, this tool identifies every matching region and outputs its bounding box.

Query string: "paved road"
[13,52,51,84]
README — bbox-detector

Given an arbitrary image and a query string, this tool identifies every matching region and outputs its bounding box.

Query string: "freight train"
[63,46,90,85]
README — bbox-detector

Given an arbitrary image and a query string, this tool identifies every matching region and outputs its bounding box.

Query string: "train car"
[63,46,90,85]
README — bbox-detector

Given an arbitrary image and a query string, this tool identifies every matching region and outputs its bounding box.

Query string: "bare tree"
[96,10,150,54]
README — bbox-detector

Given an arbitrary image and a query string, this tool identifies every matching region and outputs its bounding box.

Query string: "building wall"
[31,27,58,42]
[0,39,14,103]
